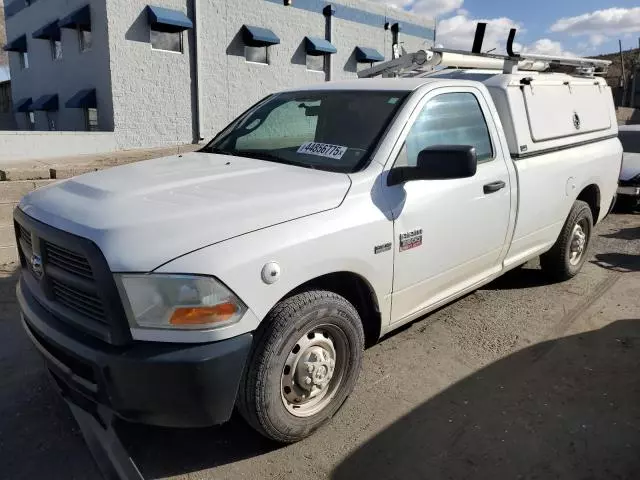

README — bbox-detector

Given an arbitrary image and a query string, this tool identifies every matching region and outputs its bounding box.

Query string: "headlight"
[115,274,247,330]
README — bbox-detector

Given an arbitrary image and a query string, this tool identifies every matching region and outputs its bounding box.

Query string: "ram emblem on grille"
[30,254,44,279]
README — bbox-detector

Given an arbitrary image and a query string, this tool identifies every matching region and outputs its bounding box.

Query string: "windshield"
[204,90,410,173]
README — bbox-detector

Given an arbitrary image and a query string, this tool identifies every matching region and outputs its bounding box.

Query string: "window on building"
[306,54,325,72]
[85,108,99,131]
[20,52,29,69]
[151,29,182,53]
[245,45,268,64]
[51,39,63,60]
[404,92,494,166]
[79,29,92,52]
[26,112,35,130]
[46,112,57,131]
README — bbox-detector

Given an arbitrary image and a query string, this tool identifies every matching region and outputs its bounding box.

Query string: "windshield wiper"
[207,147,235,156]
[232,151,316,169]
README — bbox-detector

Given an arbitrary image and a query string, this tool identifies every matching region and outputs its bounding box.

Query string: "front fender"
[155,196,394,338]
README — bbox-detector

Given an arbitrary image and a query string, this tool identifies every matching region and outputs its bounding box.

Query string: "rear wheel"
[540,200,593,281]
[237,290,365,443]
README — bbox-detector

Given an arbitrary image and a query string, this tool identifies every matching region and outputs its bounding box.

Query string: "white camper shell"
[482,73,616,158]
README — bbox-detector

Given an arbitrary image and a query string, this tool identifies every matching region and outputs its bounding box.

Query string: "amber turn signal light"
[169,303,238,325]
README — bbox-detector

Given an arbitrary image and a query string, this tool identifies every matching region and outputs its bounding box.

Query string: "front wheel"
[540,200,593,281]
[237,290,365,443]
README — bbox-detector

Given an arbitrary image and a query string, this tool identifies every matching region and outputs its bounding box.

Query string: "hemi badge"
[374,243,392,254]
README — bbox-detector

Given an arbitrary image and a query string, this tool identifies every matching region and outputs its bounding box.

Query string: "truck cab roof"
[282,77,471,93]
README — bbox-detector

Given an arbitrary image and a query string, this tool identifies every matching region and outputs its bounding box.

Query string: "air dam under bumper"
[17,277,253,428]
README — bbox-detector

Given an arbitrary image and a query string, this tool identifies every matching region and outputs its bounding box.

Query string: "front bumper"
[18,276,253,428]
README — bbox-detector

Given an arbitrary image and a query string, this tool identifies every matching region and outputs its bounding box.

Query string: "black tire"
[540,200,593,281]
[237,290,365,443]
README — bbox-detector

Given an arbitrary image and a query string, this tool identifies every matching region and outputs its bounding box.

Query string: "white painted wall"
[107,0,435,148]
[0,131,116,163]
[6,0,434,150]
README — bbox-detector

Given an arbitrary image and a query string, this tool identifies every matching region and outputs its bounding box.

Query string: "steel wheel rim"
[569,219,588,266]
[280,324,348,418]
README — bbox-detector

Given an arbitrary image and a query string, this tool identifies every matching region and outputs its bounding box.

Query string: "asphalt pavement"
[0,212,638,480]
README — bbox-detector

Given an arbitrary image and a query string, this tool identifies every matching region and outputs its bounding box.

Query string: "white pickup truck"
[15,70,620,443]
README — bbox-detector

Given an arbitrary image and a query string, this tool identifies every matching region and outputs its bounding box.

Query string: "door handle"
[483,181,506,194]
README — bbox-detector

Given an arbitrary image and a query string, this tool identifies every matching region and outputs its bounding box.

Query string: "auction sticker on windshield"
[297,142,348,160]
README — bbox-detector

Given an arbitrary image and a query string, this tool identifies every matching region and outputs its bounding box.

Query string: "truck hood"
[621,152,640,181]
[20,152,351,271]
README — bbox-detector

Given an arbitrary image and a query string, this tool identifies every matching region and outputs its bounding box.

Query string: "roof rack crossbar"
[358,23,611,79]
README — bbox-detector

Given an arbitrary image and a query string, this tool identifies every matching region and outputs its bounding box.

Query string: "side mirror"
[388,145,478,186]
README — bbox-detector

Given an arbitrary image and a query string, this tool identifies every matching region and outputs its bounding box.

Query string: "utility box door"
[523,82,612,142]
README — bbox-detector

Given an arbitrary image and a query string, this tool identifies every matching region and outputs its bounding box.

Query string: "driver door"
[389,87,512,324]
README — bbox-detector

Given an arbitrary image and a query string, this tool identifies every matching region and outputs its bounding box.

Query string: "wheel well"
[577,184,600,223]
[287,272,382,348]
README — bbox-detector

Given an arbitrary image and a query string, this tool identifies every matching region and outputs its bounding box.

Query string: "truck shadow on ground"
[600,225,640,241]
[592,252,640,272]
[118,413,279,478]
[332,319,640,480]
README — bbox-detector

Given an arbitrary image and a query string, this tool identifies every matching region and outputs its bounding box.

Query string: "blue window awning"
[31,94,59,111]
[3,35,27,53]
[14,98,32,113]
[355,46,384,63]
[147,6,193,33]
[59,5,91,31]
[242,25,280,47]
[66,89,97,109]
[33,21,62,41]
[305,36,337,56]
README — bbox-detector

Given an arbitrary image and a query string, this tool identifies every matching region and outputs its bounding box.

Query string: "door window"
[404,92,493,166]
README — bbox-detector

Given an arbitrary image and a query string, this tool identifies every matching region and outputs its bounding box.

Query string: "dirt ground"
[0,213,638,480]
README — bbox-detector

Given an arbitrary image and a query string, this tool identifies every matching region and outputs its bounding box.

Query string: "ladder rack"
[358,24,611,79]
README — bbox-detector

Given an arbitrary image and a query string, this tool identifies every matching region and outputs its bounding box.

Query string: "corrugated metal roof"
[0,65,10,83]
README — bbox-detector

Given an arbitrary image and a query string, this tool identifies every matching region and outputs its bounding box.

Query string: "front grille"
[14,212,130,345]
[51,278,107,324]
[45,242,94,279]
[19,224,32,251]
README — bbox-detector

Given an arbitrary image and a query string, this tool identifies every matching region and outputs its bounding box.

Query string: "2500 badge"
[399,228,423,252]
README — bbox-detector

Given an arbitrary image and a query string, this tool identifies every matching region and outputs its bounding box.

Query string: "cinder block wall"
[5,0,434,149]
[106,0,435,147]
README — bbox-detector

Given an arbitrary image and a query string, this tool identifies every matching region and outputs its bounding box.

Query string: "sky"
[374,0,640,57]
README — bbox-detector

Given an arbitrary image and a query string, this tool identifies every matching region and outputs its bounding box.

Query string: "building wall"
[4,0,114,132]
[108,0,434,148]
[200,0,434,140]
[106,0,196,149]
[5,0,434,149]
